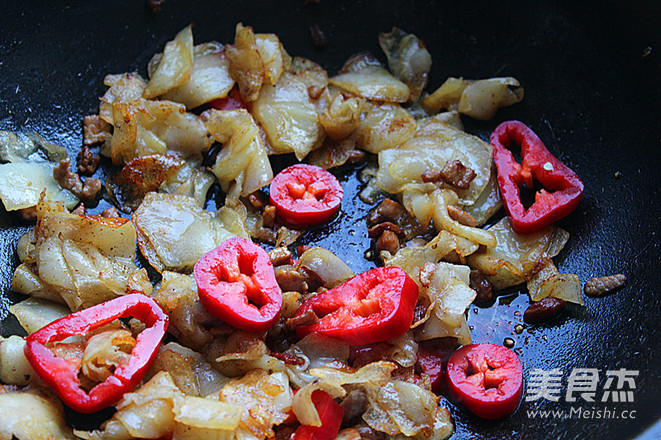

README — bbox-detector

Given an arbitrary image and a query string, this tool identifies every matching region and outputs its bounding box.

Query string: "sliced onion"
[158,160,215,207]
[423,77,468,114]
[385,230,457,279]
[431,190,496,247]
[362,380,438,436]
[318,92,365,141]
[153,271,214,351]
[467,217,559,289]
[458,78,524,120]
[202,108,273,197]
[252,72,325,160]
[132,192,248,273]
[8,297,69,334]
[295,247,355,288]
[81,329,136,383]
[527,259,583,305]
[15,199,139,311]
[353,102,416,153]
[462,166,502,227]
[330,54,410,103]
[387,332,419,368]
[376,117,492,206]
[99,72,147,125]
[424,76,523,120]
[107,98,213,165]
[0,390,76,439]
[219,370,293,438]
[0,336,36,386]
[173,395,242,436]
[378,27,432,101]
[310,361,396,386]
[0,162,78,211]
[226,24,264,102]
[211,330,284,377]
[143,25,194,99]
[293,380,346,426]
[82,371,181,439]
[161,42,235,109]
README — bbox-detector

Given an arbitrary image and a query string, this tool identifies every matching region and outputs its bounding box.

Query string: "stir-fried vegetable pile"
[0,23,588,440]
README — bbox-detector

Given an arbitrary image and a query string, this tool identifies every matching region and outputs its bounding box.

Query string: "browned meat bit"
[376,230,400,255]
[447,205,477,227]
[82,115,111,146]
[309,24,328,48]
[262,204,277,227]
[524,297,567,324]
[367,198,408,226]
[470,269,493,303]
[54,158,83,195]
[146,0,165,13]
[341,389,369,425]
[248,191,268,210]
[584,274,626,297]
[442,250,463,264]
[254,227,277,244]
[439,159,476,190]
[421,168,443,183]
[285,308,319,330]
[346,149,366,165]
[274,425,296,440]
[270,351,305,366]
[367,222,405,239]
[413,302,428,324]
[422,160,477,189]
[269,246,292,267]
[296,245,312,256]
[17,206,37,222]
[307,85,325,100]
[54,158,103,204]
[275,265,308,293]
[298,266,324,292]
[100,207,120,218]
[77,145,100,175]
[80,178,102,203]
[355,422,387,440]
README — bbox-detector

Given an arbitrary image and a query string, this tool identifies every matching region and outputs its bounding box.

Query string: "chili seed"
[514,324,524,334]
[504,338,515,348]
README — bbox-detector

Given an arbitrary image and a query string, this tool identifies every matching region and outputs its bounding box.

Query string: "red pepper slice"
[490,121,584,234]
[293,267,419,346]
[194,237,282,332]
[269,164,344,226]
[209,87,247,111]
[24,294,168,414]
[291,390,344,440]
[445,343,523,420]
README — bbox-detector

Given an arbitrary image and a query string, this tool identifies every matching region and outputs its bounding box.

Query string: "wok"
[1,1,660,439]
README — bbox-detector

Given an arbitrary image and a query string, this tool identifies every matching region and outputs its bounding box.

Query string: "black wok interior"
[1,1,660,439]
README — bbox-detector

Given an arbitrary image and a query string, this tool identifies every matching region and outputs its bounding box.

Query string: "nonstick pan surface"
[1,1,660,439]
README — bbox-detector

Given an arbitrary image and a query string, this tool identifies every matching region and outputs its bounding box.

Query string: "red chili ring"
[269,164,343,227]
[446,342,523,419]
[194,237,282,332]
